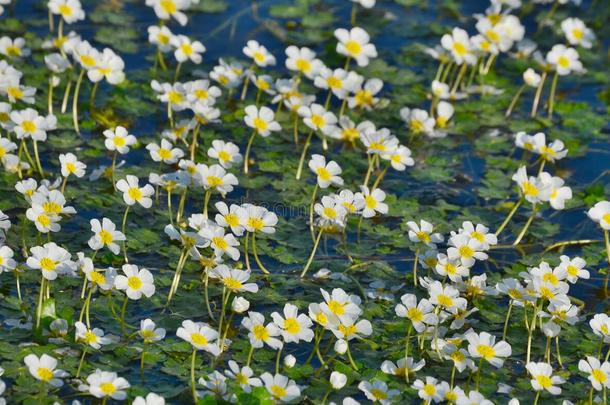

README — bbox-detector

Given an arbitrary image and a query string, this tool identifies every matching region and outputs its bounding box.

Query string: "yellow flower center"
[316,167,332,181]
[85,330,98,344]
[160,0,177,14]
[58,4,73,16]
[99,230,113,245]
[22,121,37,133]
[247,217,264,231]
[445,262,457,275]
[168,91,183,104]
[557,56,570,69]
[327,76,342,89]
[128,187,143,201]
[181,43,193,56]
[323,207,337,219]
[486,29,500,42]
[252,324,269,341]
[7,86,23,99]
[37,367,54,381]
[295,58,311,73]
[310,114,325,128]
[477,344,496,360]
[6,45,21,57]
[253,51,265,63]
[158,148,172,160]
[601,213,610,225]
[566,265,578,277]
[223,276,243,290]
[543,272,559,286]
[315,312,328,325]
[43,202,62,214]
[206,175,223,187]
[592,368,607,383]
[458,245,474,258]
[235,373,249,385]
[328,300,345,315]
[416,231,430,243]
[342,128,359,142]
[437,294,453,308]
[65,162,77,174]
[217,150,231,162]
[80,55,96,67]
[127,276,142,290]
[338,324,358,337]
[113,136,126,147]
[284,318,301,334]
[40,257,57,271]
[191,332,208,346]
[470,231,485,243]
[522,181,539,197]
[253,117,268,132]
[271,385,287,398]
[90,271,106,286]
[354,90,373,106]
[37,214,51,228]
[345,40,362,55]
[535,375,552,389]
[213,236,229,250]
[453,42,468,56]
[572,29,583,40]
[256,79,270,90]
[407,307,423,322]
[100,382,117,395]
[371,388,388,400]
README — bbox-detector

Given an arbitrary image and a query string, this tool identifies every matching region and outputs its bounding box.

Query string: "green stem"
[72,69,85,134]
[301,229,323,278]
[121,205,130,262]
[243,130,257,175]
[495,198,523,236]
[190,349,198,404]
[295,130,314,180]
[513,205,538,246]
[252,233,270,274]
[76,347,87,378]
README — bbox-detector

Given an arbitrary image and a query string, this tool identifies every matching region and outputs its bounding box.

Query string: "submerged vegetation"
[0,0,609,403]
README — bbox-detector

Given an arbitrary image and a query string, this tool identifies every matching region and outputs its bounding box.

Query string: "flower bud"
[330,371,347,389]
[334,339,348,354]
[231,297,250,313]
[283,354,296,368]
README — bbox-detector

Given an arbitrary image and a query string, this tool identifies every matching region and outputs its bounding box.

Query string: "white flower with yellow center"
[210,63,241,89]
[538,172,572,210]
[590,313,610,343]
[355,186,388,218]
[0,36,30,59]
[435,253,469,282]
[176,319,221,355]
[147,25,174,53]
[139,318,166,343]
[48,0,85,23]
[511,166,551,204]
[334,27,377,67]
[351,0,375,8]
[579,356,610,391]
[407,219,443,247]
[0,137,17,165]
[458,221,497,250]
[298,103,337,135]
[26,242,73,280]
[146,139,184,164]
[195,163,238,196]
[546,44,582,76]
[88,217,126,255]
[244,105,281,137]
[360,125,398,155]
[555,255,589,284]
[75,321,111,349]
[395,293,437,332]
[428,280,467,314]
[447,233,487,268]
[238,204,278,234]
[561,17,595,49]
[381,357,426,378]
[360,379,400,404]
[271,303,314,343]
[0,245,16,273]
[588,200,610,231]
[145,0,190,26]
[10,108,56,141]
[224,360,261,393]
[185,79,221,107]
[211,265,258,293]
[348,77,383,111]
[87,48,125,85]
[441,27,476,65]
[200,227,240,261]
[243,40,276,67]
[151,80,188,111]
[85,369,130,400]
[466,331,512,368]
[475,18,512,52]
[73,40,101,70]
[207,140,242,169]
[435,101,454,129]
[526,362,564,394]
[82,263,116,291]
[59,152,86,178]
[308,154,343,189]
[24,354,67,387]
[103,126,137,154]
[285,45,323,79]
[314,196,348,228]
[214,201,245,236]
[382,144,414,171]
[523,68,542,88]
[116,175,154,208]
[170,34,205,64]
[327,315,372,341]
[133,393,165,405]
[332,189,364,215]
[261,372,301,403]
[115,264,155,300]
[413,377,444,403]
[241,311,283,350]
[26,205,61,233]
[320,288,362,324]
[400,107,435,136]
[314,68,359,100]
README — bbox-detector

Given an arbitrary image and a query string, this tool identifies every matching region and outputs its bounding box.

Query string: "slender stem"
[202,190,211,219]
[189,123,201,160]
[309,184,318,242]
[495,198,523,237]
[547,72,559,119]
[533,391,541,405]
[475,359,483,391]
[121,205,130,262]
[72,69,85,134]
[412,247,420,287]
[275,346,283,374]
[450,63,467,95]
[76,347,87,378]
[167,248,187,307]
[15,273,22,303]
[513,205,538,246]
[345,342,358,370]
[217,288,230,350]
[292,114,299,146]
[190,349,198,403]
[404,324,413,383]
[111,152,117,190]
[244,232,252,272]
[48,77,54,115]
[301,230,323,278]
[243,130,257,175]
[503,300,513,341]
[89,81,99,109]
[505,84,526,117]
[245,345,254,367]
[119,295,129,335]
[530,71,548,118]
[252,233,270,274]
[362,154,375,188]
[203,265,215,321]
[32,140,45,178]
[176,188,188,223]
[174,62,182,82]
[555,336,563,368]
[60,176,68,195]
[371,166,388,190]
[35,277,46,330]
[295,130,314,180]
[350,2,357,26]
[61,79,72,113]
[167,190,174,225]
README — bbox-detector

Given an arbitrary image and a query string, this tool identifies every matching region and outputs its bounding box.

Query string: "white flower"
[334,27,377,67]
[428,280,467,313]
[298,104,337,135]
[456,390,493,405]
[407,220,443,247]
[139,319,166,343]
[359,380,399,404]
[208,140,242,168]
[466,331,512,368]
[148,25,174,52]
[88,218,125,255]
[400,108,435,135]
[382,145,414,171]
[170,35,205,64]
[133,393,165,405]
[195,164,238,196]
[511,166,551,204]
[561,18,594,48]
[10,108,56,141]
[555,255,589,283]
[314,68,358,100]
[116,175,154,208]
[271,303,314,343]
[590,313,610,342]
[0,245,16,273]
[87,48,125,85]
[447,233,487,267]
[0,36,30,59]
[243,40,276,67]
[459,221,497,250]
[59,153,86,178]
[283,354,296,368]
[231,297,250,313]
[441,28,476,65]
[330,371,347,390]
[327,316,372,341]
[546,44,582,75]
[355,186,388,218]
[260,372,301,403]
[211,265,258,293]
[308,154,343,188]
[238,205,278,234]
[320,288,362,324]
[435,101,454,129]
[146,139,184,164]
[526,362,564,394]
[539,173,572,210]
[115,264,155,300]
[145,0,190,25]
[241,311,283,350]
[26,242,73,280]
[381,357,425,378]
[214,202,245,236]
[435,253,469,282]
[579,356,610,391]
[587,201,610,230]
[224,360,261,393]
[48,0,85,23]
[285,46,322,79]
[348,78,383,110]
[103,126,137,154]
[85,369,130,399]
[176,320,221,355]
[75,322,111,349]
[395,293,437,332]
[244,105,281,137]
[24,354,67,387]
